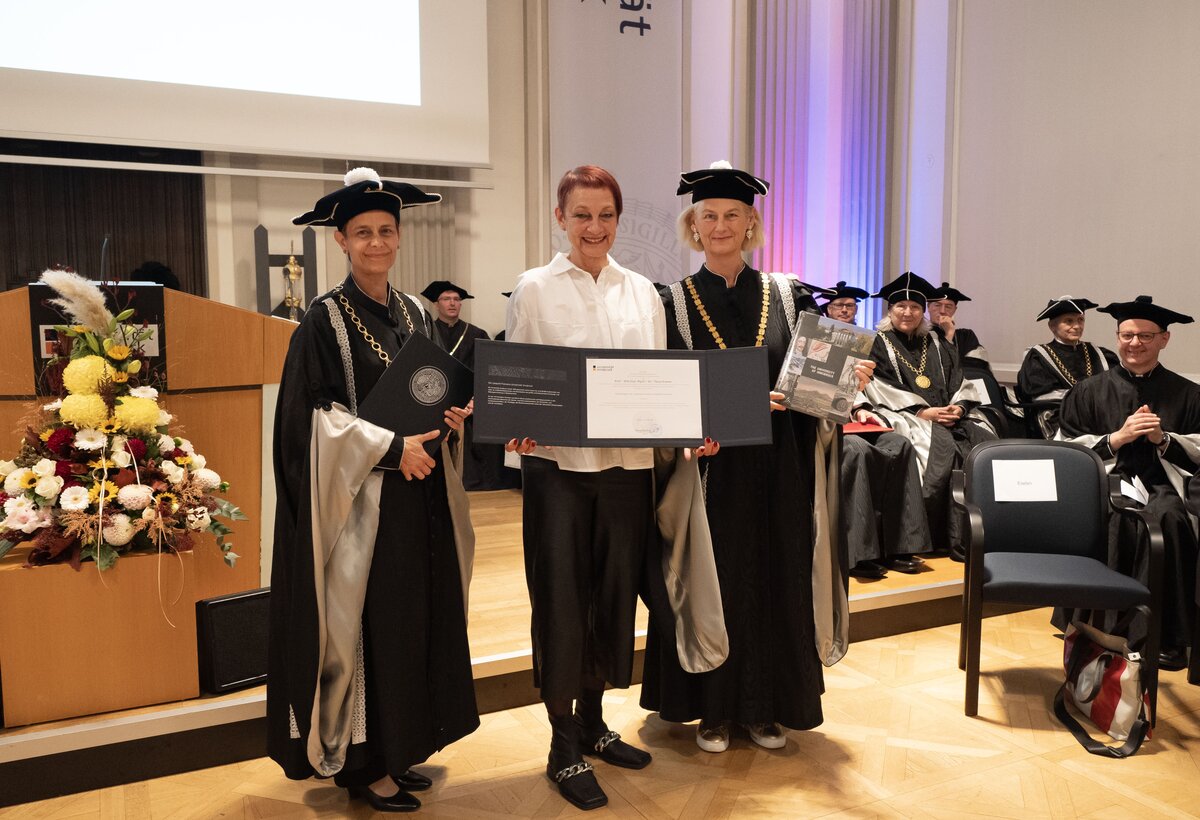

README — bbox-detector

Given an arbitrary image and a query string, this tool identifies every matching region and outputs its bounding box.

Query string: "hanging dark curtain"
[1,149,206,295]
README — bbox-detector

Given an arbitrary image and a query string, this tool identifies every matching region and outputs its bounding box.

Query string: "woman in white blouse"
[505,166,665,812]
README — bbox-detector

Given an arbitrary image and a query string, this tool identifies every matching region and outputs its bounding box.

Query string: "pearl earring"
[746,228,753,240]
[692,230,700,242]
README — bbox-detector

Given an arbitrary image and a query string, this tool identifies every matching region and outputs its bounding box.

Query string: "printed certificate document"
[584,358,703,440]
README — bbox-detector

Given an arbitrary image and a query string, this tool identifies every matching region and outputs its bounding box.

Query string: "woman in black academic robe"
[641,164,864,753]
[267,170,478,813]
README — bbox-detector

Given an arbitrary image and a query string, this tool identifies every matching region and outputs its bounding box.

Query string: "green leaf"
[96,542,119,570]
[115,308,135,322]
[0,539,15,561]
[126,359,142,374]
[223,551,240,568]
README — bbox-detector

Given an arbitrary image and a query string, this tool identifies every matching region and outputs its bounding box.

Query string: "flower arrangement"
[0,269,246,570]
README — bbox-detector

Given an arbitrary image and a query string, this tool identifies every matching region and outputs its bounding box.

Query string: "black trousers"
[521,456,653,700]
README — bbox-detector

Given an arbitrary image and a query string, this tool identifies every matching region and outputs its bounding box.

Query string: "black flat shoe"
[1159,647,1188,672]
[392,769,432,792]
[580,726,652,770]
[348,785,421,813]
[849,561,888,580]
[883,557,922,574]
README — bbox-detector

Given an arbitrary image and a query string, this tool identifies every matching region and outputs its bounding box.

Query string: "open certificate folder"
[774,312,876,422]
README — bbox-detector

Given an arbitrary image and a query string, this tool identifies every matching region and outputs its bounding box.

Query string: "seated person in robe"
[862,272,997,559]
[1016,296,1119,438]
[928,282,989,371]
[1058,295,1199,672]
[817,283,932,578]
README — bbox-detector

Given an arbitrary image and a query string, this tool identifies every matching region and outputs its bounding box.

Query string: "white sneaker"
[695,722,730,753]
[746,722,787,749]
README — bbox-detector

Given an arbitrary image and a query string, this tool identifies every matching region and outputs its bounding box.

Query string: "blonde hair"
[677,202,766,252]
[876,314,932,336]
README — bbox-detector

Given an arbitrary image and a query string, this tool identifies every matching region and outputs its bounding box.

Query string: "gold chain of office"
[1041,342,1092,385]
[684,272,771,349]
[882,332,932,389]
[334,285,415,366]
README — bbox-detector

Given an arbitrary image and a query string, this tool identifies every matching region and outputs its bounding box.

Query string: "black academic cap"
[932,282,971,303]
[1035,296,1100,322]
[501,291,512,298]
[293,167,440,231]
[872,272,938,307]
[818,280,870,304]
[677,161,769,205]
[1098,295,1194,329]
[420,280,473,302]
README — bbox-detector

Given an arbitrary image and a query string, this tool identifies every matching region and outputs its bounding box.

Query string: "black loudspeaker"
[196,587,270,694]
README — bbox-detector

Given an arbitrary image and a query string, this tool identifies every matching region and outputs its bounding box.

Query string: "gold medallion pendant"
[915,375,932,389]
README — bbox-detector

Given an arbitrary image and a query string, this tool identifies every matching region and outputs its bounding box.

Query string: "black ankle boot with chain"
[574,689,652,770]
[547,713,607,811]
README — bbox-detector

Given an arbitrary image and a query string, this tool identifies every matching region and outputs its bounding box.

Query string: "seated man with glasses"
[1059,295,1200,672]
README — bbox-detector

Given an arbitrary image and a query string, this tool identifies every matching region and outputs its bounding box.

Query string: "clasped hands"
[1110,404,1164,450]
[916,404,963,427]
[399,402,472,481]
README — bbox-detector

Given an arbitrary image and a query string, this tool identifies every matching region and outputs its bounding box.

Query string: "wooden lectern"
[0,287,295,727]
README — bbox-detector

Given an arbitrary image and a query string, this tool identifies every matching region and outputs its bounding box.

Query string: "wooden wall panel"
[163,290,264,391]
[0,287,35,395]
[263,317,297,385]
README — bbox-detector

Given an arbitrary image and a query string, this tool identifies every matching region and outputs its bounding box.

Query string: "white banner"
[548,1,685,285]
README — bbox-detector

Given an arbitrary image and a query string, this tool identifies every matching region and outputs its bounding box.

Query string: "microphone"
[99,234,112,281]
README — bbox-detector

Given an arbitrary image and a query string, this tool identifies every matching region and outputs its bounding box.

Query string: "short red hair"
[556,165,623,218]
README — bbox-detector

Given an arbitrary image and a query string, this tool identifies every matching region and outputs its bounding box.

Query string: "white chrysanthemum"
[0,459,17,479]
[185,506,211,531]
[4,495,35,515]
[344,166,382,186]
[176,438,195,455]
[32,458,57,478]
[192,467,222,491]
[42,398,62,412]
[128,386,158,399]
[117,483,154,511]
[34,475,64,501]
[102,513,136,547]
[74,428,107,451]
[157,409,173,427]
[158,434,176,453]
[4,468,33,495]
[58,485,91,511]
[160,461,186,486]
[111,450,132,468]
[2,506,52,534]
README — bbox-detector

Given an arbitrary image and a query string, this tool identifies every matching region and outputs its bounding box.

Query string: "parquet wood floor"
[6,607,1197,819]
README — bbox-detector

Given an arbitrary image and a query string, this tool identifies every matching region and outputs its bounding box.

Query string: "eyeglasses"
[1116,331,1165,343]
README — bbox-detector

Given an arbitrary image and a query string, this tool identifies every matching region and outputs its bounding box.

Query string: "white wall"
[949,1,1200,377]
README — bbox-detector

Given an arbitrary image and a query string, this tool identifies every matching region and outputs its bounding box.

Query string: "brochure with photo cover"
[774,312,876,422]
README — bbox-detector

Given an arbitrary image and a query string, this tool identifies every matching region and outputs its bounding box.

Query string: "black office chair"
[953,440,1163,723]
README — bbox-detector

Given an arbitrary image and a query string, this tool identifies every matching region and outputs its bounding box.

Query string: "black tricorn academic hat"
[501,291,512,298]
[1098,295,1194,329]
[872,272,938,307]
[677,160,769,206]
[420,280,473,302]
[293,167,440,231]
[932,282,971,303]
[1035,296,1100,322]
[819,280,870,304]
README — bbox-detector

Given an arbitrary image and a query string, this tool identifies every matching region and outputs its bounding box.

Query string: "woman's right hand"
[769,390,787,412]
[505,437,539,455]
[917,406,958,427]
[401,430,441,480]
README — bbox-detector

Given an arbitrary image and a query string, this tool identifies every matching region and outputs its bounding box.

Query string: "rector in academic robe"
[267,168,479,813]
[1016,296,1118,438]
[1058,295,1200,672]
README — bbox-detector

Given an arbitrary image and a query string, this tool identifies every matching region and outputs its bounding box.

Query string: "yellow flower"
[174,454,192,466]
[114,396,159,434]
[71,325,88,334]
[100,419,122,434]
[20,472,38,490]
[62,356,115,395]
[88,457,116,471]
[89,480,118,504]
[103,340,131,361]
[111,372,130,384]
[39,428,53,442]
[60,394,110,429]
[156,491,179,513]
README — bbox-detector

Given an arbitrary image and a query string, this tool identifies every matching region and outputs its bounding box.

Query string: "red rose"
[47,427,75,455]
[124,438,148,461]
[54,460,74,478]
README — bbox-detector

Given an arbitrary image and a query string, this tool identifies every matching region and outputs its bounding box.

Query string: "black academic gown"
[1017,341,1118,438]
[867,329,996,551]
[1058,365,1200,649]
[840,431,931,565]
[640,266,825,730]
[945,327,990,372]
[267,276,478,785]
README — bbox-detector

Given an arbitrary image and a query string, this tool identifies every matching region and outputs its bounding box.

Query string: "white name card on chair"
[992,459,1058,502]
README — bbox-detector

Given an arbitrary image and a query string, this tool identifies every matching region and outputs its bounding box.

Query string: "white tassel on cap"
[344,167,382,187]
[709,160,733,170]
